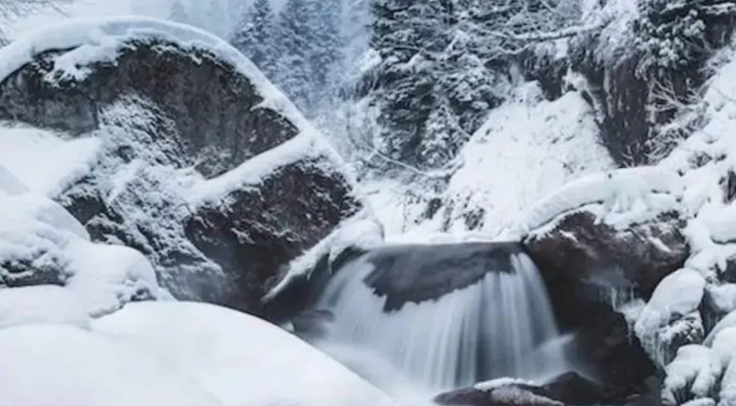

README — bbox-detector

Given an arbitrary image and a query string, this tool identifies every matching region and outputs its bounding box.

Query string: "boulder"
[434,372,642,406]
[523,209,688,385]
[0,17,361,315]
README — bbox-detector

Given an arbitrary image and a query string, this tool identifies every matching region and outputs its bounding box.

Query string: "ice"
[93,301,394,406]
[0,285,90,331]
[0,324,223,406]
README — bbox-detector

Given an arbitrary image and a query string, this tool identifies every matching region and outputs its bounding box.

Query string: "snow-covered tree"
[231,0,277,77]
[273,0,315,110]
[306,0,344,104]
[360,0,591,170]
[169,0,191,26]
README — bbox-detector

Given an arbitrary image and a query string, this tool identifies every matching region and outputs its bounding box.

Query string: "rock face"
[0,17,361,315]
[524,210,689,385]
[434,372,642,406]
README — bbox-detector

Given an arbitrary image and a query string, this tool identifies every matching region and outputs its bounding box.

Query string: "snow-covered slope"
[94,301,394,406]
[365,82,615,243]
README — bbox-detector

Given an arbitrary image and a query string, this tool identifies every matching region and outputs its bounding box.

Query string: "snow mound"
[93,301,394,406]
[635,268,706,367]
[65,242,161,317]
[0,191,162,315]
[436,84,616,238]
[0,285,90,330]
[663,345,721,405]
[0,324,223,406]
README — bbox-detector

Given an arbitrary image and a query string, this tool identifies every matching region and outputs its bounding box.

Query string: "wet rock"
[185,158,361,314]
[363,242,523,312]
[523,210,688,385]
[434,372,642,406]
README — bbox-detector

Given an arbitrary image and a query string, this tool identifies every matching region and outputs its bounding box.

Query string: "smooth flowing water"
[312,245,572,393]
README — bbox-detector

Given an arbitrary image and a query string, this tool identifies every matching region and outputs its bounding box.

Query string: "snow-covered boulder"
[93,301,394,406]
[0,324,224,406]
[634,269,707,368]
[519,167,689,386]
[0,17,362,315]
[0,192,162,316]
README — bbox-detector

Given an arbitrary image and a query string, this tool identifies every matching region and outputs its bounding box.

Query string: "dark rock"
[434,372,642,406]
[185,157,361,315]
[363,242,523,312]
[291,309,335,339]
[524,210,688,385]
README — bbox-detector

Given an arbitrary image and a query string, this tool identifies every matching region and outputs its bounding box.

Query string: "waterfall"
[312,243,571,392]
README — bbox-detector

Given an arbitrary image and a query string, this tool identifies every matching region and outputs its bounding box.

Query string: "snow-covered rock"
[0,324,224,406]
[93,301,394,406]
[634,269,707,368]
[0,285,90,330]
[0,16,362,315]
[0,191,162,316]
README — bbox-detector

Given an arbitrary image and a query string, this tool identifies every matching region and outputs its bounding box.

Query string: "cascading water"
[311,243,573,393]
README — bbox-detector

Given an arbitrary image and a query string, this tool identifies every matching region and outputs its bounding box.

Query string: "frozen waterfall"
[312,243,572,392]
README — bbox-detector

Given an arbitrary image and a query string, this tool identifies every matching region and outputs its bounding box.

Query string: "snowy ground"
[0,301,395,406]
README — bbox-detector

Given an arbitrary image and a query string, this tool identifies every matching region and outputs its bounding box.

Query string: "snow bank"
[634,268,706,367]
[93,301,394,406]
[0,123,101,197]
[0,285,90,330]
[432,84,616,238]
[0,324,223,406]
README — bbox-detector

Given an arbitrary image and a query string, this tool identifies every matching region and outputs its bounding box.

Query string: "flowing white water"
[313,250,571,392]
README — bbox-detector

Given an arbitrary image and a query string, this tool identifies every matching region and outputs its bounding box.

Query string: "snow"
[0,324,223,406]
[93,301,394,406]
[634,268,706,367]
[0,163,29,197]
[521,166,683,234]
[64,242,161,317]
[0,123,102,197]
[0,285,90,330]
[662,345,721,405]
[0,190,163,316]
[433,84,616,239]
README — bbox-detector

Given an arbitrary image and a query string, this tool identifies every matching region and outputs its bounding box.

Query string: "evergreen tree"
[169,0,191,26]
[231,0,277,77]
[306,0,344,104]
[273,0,315,110]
